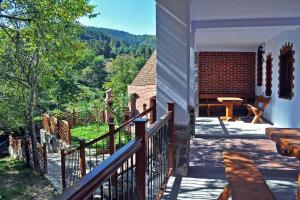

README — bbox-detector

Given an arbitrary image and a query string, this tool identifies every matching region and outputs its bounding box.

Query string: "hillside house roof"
[130,50,156,86]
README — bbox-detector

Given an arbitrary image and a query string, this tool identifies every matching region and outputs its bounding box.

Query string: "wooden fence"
[56,102,173,200]
[42,114,71,145]
[53,110,105,128]
[9,136,47,174]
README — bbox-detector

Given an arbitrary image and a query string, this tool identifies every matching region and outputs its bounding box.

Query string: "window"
[257,45,264,86]
[278,43,295,100]
[265,54,273,96]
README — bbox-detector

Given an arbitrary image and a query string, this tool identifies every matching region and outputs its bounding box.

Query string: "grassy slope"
[71,123,109,146]
[0,157,57,200]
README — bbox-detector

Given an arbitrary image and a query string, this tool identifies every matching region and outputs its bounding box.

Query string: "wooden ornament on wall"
[265,53,273,96]
[257,45,264,86]
[278,42,295,100]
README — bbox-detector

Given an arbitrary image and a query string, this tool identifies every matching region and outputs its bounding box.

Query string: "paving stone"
[163,117,297,200]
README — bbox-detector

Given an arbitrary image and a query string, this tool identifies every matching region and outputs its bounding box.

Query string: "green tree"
[103,55,145,124]
[0,0,94,171]
[75,49,107,88]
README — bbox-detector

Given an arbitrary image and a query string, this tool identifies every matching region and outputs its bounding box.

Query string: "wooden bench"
[218,151,275,200]
[199,93,254,116]
[266,128,300,157]
[246,96,271,124]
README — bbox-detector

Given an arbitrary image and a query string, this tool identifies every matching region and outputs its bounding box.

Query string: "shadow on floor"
[163,119,297,200]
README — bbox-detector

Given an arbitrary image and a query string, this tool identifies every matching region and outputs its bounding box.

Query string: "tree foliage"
[104,55,145,124]
[0,0,95,171]
[81,26,155,59]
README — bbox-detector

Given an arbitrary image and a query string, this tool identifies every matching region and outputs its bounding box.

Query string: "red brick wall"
[199,52,256,94]
[128,85,156,115]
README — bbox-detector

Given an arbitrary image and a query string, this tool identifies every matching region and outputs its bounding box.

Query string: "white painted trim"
[191,17,300,31]
[196,45,257,52]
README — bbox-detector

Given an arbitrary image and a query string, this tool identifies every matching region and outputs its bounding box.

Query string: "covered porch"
[163,122,298,199]
[156,0,300,199]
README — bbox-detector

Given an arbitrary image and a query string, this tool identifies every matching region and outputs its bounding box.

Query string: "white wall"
[256,28,300,128]
[156,0,191,125]
[189,31,196,108]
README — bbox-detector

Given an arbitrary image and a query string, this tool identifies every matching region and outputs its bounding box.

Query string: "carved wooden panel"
[265,54,273,96]
[257,45,264,86]
[278,42,295,100]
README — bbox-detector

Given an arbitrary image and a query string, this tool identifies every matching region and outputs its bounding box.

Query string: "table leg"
[225,104,233,121]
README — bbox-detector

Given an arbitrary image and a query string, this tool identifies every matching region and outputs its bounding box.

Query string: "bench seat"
[266,128,300,141]
[218,151,275,200]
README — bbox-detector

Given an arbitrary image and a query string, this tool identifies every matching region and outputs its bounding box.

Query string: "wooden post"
[134,118,148,200]
[143,103,147,112]
[57,120,61,139]
[43,143,47,174]
[79,139,86,177]
[109,123,115,156]
[168,102,175,175]
[61,149,66,190]
[108,122,117,187]
[150,97,156,124]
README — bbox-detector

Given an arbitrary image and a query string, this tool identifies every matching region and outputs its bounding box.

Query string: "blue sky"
[80,0,156,35]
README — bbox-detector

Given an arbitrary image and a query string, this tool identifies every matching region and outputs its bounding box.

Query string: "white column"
[156,0,191,125]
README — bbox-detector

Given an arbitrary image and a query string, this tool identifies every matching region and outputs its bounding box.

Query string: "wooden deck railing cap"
[133,118,148,123]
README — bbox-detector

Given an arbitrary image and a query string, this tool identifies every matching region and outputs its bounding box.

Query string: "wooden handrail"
[63,106,154,155]
[57,139,143,200]
[59,102,174,200]
[114,106,153,132]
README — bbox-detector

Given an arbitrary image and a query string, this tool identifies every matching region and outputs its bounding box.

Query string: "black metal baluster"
[151,136,154,199]
[131,155,134,200]
[121,163,124,199]
[115,167,118,200]
[127,159,129,200]
[101,184,104,200]
[109,178,112,200]
[70,152,75,186]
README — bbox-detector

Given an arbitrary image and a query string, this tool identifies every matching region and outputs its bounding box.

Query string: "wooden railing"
[57,102,174,200]
[61,98,157,189]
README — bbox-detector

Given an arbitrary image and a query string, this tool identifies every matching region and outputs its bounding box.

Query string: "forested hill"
[80,26,156,59]
[95,27,156,48]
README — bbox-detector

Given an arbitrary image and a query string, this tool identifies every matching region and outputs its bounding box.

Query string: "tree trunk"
[29,81,41,173]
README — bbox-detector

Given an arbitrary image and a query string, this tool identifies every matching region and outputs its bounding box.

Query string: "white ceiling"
[195,26,300,50]
[191,0,300,21]
[191,0,300,51]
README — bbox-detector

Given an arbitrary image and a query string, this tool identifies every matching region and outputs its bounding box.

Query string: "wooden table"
[266,128,300,199]
[217,97,243,121]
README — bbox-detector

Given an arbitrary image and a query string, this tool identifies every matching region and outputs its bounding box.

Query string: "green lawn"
[70,123,133,148]
[0,157,57,200]
[71,123,109,147]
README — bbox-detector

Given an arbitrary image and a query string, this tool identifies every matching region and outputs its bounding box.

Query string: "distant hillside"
[96,27,156,48]
[80,26,155,59]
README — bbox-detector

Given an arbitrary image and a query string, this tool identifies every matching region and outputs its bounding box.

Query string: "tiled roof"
[131,50,156,86]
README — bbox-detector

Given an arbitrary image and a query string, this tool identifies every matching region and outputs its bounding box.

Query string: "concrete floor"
[163,117,298,200]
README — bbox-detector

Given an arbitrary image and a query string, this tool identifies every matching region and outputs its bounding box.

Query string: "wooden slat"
[266,128,300,142]
[278,138,300,159]
[223,151,275,200]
